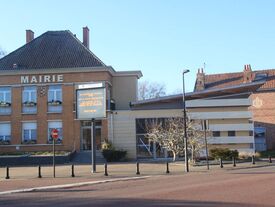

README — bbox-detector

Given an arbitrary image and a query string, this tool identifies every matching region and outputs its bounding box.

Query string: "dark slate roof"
[0,30,105,70]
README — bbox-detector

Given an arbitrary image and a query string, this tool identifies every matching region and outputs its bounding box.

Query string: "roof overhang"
[131,80,265,108]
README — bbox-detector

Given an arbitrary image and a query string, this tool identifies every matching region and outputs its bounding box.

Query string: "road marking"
[0,176,151,195]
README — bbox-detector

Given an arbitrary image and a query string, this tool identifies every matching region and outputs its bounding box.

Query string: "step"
[71,151,106,164]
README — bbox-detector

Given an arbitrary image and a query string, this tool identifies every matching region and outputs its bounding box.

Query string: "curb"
[226,163,275,171]
[0,176,151,195]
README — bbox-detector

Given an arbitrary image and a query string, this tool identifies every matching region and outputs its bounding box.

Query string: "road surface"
[1,165,275,207]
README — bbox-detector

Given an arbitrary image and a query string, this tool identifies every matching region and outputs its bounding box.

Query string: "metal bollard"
[233,157,236,167]
[5,166,10,179]
[220,158,223,168]
[104,162,108,176]
[166,162,170,174]
[136,162,140,175]
[71,165,75,177]
[269,156,272,163]
[38,165,42,178]
[252,155,255,165]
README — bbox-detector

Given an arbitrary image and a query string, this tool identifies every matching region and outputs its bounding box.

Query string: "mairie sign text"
[21,75,64,84]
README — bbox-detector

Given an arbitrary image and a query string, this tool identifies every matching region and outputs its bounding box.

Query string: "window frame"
[47,85,62,113]
[22,86,37,113]
[48,121,63,144]
[212,131,221,137]
[0,122,11,144]
[228,131,236,137]
[0,87,11,104]
[22,122,37,144]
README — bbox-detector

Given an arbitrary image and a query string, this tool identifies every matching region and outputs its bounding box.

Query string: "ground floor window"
[0,123,11,145]
[48,121,63,144]
[136,118,168,159]
[254,127,267,151]
[22,122,37,144]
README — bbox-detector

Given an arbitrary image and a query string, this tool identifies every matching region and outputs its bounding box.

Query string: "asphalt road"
[1,166,275,207]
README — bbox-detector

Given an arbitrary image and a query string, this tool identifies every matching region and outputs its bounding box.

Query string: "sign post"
[51,128,59,178]
[91,118,96,173]
[76,83,106,173]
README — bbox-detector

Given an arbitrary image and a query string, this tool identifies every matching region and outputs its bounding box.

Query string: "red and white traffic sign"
[51,128,59,139]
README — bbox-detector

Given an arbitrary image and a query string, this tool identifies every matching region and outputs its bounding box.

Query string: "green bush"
[102,149,127,162]
[258,151,275,158]
[210,148,239,160]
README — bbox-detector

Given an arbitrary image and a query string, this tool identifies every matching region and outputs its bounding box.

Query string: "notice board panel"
[76,87,106,119]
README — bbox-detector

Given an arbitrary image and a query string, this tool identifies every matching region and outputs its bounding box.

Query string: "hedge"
[210,148,239,160]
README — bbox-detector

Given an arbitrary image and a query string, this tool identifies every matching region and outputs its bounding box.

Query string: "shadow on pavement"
[0,196,270,207]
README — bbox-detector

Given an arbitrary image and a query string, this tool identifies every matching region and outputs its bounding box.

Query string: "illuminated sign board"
[76,87,106,119]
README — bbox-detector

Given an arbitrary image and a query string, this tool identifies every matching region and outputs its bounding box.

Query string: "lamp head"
[183,69,190,74]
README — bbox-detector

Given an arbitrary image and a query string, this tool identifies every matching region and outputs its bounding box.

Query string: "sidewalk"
[0,161,273,193]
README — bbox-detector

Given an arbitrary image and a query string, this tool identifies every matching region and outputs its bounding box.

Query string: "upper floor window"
[22,122,37,144]
[212,131,220,137]
[0,123,11,145]
[228,131,236,137]
[48,85,62,113]
[0,87,11,115]
[22,86,37,114]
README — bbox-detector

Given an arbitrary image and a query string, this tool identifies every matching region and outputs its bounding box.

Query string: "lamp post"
[203,120,210,170]
[182,69,190,172]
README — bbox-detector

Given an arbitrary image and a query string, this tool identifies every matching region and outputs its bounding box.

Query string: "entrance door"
[81,123,102,151]
[81,127,91,150]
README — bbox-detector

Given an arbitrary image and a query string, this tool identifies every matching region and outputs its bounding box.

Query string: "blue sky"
[1,0,275,93]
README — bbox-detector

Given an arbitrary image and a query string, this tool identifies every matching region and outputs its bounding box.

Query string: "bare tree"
[138,80,166,100]
[146,117,207,162]
[0,47,6,58]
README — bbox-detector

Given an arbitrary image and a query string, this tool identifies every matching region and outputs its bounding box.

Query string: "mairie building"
[0,27,142,154]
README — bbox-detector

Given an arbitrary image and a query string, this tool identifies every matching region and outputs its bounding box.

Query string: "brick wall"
[0,71,113,153]
[250,91,275,150]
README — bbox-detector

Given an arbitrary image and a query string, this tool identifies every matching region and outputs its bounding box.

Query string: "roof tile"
[0,30,105,70]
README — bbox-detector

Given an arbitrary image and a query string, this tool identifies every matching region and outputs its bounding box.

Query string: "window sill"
[0,142,11,145]
[47,112,62,114]
[0,144,64,147]
[21,113,37,115]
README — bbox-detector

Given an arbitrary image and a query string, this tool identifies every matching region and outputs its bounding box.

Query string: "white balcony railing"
[186,98,251,108]
[209,123,254,131]
[207,136,254,144]
[188,111,252,120]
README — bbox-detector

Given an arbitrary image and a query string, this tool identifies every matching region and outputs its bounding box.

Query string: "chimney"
[195,68,205,91]
[243,64,253,83]
[83,26,90,49]
[26,30,34,43]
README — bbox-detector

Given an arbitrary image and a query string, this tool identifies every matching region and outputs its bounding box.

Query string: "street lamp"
[182,69,190,172]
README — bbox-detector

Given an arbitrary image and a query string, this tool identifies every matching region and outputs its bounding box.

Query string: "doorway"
[81,121,102,151]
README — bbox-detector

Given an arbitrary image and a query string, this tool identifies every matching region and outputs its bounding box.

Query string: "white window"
[48,121,63,143]
[0,123,11,144]
[0,87,11,114]
[48,85,62,112]
[0,87,11,103]
[22,122,37,144]
[22,86,37,113]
